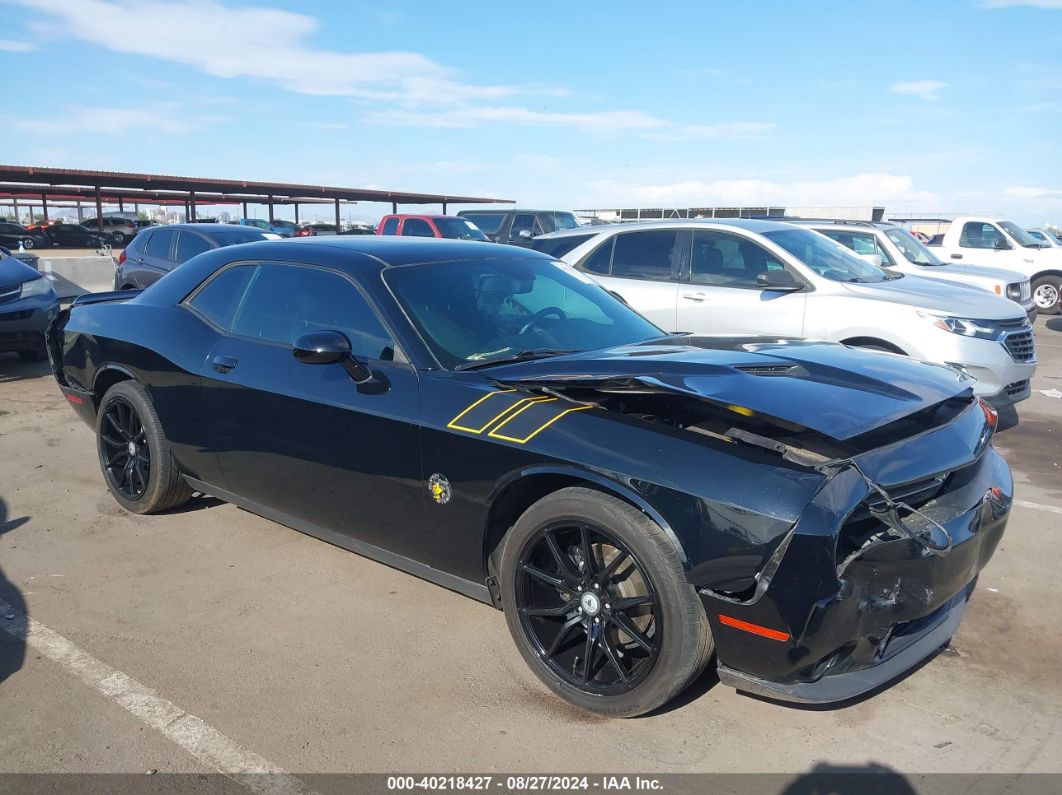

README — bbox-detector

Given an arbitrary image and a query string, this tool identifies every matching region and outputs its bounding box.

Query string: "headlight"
[1005,282,1022,300]
[917,311,1000,340]
[20,276,56,299]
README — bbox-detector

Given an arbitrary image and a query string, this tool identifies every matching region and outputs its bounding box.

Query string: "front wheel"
[500,487,713,717]
[96,380,193,514]
[20,237,35,250]
[1032,275,1061,315]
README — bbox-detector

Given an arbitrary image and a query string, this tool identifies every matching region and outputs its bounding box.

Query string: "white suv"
[536,219,1037,407]
[798,221,1036,320]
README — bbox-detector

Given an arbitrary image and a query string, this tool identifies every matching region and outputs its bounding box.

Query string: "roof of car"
[384,214,467,220]
[536,218,796,238]
[211,236,553,268]
[144,223,245,233]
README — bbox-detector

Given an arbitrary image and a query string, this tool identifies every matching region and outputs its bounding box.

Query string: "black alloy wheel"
[501,487,713,717]
[516,522,661,694]
[100,396,150,501]
[95,380,192,513]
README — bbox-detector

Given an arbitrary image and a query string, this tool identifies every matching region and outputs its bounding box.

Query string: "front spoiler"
[716,590,966,704]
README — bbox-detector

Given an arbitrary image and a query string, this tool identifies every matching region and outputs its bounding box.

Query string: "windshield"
[460,213,504,234]
[384,257,662,369]
[433,218,489,241]
[763,228,888,283]
[884,227,943,266]
[999,221,1043,248]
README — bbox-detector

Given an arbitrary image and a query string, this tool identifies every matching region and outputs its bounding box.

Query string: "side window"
[145,229,176,259]
[401,218,435,237]
[380,217,399,235]
[230,264,395,359]
[959,222,1003,249]
[187,264,256,331]
[691,230,785,288]
[610,230,680,281]
[510,214,538,238]
[174,232,212,263]
[581,238,614,274]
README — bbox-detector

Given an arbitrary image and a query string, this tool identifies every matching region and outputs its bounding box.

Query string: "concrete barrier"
[15,253,117,299]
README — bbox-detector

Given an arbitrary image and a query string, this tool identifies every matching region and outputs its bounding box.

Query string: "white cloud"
[889,80,948,100]
[982,1,1062,8]
[12,0,522,104]
[15,104,230,135]
[365,106,773,140]
[0,38,36,52]
[585,173,938,207]
[1004,186,1062,199]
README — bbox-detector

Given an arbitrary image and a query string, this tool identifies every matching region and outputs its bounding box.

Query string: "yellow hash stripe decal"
[488,403,592,445]
[446,389,517,433]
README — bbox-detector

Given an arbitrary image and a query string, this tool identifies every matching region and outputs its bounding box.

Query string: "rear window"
[459,212,504,234]
[145,229,176,259]
[531,233,595,258]
[211,230,273,247]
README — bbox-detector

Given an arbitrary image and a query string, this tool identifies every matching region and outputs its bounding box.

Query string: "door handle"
[950,254,963,260]
[212,355,238,373]
[682,292,707,302]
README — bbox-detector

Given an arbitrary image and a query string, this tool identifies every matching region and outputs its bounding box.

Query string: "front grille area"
[1005,380,1030,397]
[1003,329,1035,362]
[0,309,33,322]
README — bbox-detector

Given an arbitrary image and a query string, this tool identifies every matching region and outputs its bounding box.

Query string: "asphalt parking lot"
[0,319,1060,782]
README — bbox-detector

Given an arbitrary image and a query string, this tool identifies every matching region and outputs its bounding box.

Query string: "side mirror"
[517,229,533,240]
[756,269,803,293]
[292,330,372,383]
[993,238,1011,250]
[858,253,883,268]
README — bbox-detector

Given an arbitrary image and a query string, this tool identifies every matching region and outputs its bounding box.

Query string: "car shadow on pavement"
[779,762,918,795]
[1045,318,1062,333]
[0,352,52,385]
[0,496,29,684]
[159,494,225,515]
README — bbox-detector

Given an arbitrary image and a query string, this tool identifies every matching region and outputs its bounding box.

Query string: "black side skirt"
[183,476,494,606]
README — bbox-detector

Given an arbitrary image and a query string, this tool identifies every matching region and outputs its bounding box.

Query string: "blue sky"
[1,0,1060,224]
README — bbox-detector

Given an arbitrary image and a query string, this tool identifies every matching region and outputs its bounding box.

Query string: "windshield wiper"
[455,349,579,371]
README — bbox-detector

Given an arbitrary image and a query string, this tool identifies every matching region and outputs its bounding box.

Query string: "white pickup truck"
[928,216,1062,314]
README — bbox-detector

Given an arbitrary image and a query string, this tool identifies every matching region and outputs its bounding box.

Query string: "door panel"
[202,339,425,559]
[193,260,427,563]
[587,229,684,331]
[677,229,806,336]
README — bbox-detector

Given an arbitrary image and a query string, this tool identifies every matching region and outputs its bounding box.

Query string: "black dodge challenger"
[47,237,1011,716]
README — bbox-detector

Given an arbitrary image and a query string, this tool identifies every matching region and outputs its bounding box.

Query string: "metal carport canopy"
[0,164,513,226]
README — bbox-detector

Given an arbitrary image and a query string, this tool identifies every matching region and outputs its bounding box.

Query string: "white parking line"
[1014,499,1062,516]
[0,599,318,795]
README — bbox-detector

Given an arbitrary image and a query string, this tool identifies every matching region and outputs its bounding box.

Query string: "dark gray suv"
[114,224,280,290]
[455,209,580,246]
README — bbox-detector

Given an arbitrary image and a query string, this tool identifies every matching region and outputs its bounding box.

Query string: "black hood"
[487,336,974,442]
[0,256,41,292]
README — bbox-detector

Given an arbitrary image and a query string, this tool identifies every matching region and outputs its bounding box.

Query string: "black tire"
[21,237,35,250]
[17,346,47,363]
[111,232,127,245]
[499,486,713,717]
[95,380,193,514]
[1031,275,1061,315]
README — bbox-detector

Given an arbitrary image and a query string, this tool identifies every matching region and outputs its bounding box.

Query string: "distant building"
[578,206,886,223]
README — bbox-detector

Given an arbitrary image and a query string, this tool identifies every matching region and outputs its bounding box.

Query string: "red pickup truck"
[376,214,488,241]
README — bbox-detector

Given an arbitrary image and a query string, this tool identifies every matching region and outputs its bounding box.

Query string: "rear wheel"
[96,380,192,514]
[110,232,127,245]
[500,487,712,717]
[1032,275,1061,315]
[20,237,35,250]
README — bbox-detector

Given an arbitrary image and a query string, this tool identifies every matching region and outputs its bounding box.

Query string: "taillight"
[117,250,127,265]
[978,398,998,430]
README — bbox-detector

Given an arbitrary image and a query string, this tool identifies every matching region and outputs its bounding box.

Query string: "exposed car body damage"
[486,336,1008,701]
[45,239,1011,708]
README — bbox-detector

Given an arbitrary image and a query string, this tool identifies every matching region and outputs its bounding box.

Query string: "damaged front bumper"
[700,399,1011,704]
